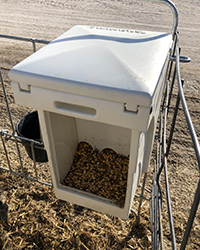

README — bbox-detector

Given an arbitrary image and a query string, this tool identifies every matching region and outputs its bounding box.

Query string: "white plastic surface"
[9,25,171,219]
[10,83,151,131]
[9,25,172,108]
[38,110,144,219]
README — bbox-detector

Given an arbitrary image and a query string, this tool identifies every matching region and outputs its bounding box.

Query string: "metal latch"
[170,55,191,63]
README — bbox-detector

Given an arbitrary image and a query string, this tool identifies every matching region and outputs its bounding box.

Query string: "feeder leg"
[136,172,148,225]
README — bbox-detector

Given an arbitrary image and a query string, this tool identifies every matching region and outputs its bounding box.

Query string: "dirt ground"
[0,0,199,249]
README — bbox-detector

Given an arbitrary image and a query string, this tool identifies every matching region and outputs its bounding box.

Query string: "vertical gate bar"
[158,194,164,250]
[155,139,159,249]
[163,80,177,250]
[153,158,156,250]
[167,61,177,113]
[162,60,176,115]
[0,132,12,172]
[180,179,200,250]
[156,112,163,197]
[161,82,168,113]
[176,33,200,250]
[161,33,177,113]
[32,39,36,52]
[150,158,156,250]
[167,47,181,115]
[167,32,177,81]
[158,109,164,250]
[151,136,160,250]
[30,141,39,181]
[166,80,183,157]
[176,35,200,168]
[164,159,177,250]
[15,140,27,178]
[0,68,27,178]
[0,68,15,133]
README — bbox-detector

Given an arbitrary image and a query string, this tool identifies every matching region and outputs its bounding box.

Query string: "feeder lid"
[9,25,172,108]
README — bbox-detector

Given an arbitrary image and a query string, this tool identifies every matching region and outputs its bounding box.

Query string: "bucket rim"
[16,111,43,144]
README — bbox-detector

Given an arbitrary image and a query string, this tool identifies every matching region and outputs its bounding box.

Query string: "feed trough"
[9,2,176,219]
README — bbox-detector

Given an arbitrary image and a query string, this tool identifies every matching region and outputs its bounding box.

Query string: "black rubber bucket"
[16,111,48,162]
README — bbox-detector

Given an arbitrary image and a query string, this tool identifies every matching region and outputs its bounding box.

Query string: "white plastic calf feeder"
[9,25,172,219]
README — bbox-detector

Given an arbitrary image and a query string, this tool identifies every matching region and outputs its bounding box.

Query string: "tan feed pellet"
[62,141,129,207]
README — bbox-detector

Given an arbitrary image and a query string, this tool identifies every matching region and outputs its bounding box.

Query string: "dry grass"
[0,169,152,250]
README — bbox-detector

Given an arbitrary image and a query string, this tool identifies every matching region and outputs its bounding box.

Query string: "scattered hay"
[0,170,151,250]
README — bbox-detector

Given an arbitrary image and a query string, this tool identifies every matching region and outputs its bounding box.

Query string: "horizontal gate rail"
[0,34,49,52]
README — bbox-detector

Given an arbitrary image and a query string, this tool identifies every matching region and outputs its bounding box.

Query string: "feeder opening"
[62,141,129,208]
